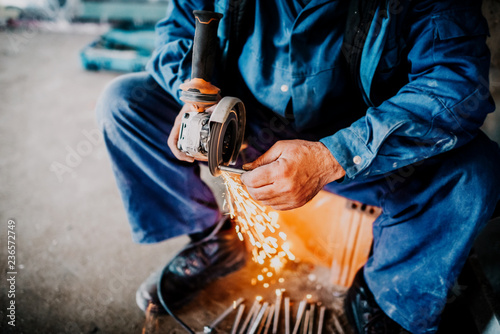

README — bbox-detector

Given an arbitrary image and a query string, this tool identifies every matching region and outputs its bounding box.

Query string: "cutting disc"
[207,97,246,176]
[208,110,238,176]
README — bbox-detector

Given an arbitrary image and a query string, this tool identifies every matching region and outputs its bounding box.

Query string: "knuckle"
[281,182,293,194]
[281,167,291,178]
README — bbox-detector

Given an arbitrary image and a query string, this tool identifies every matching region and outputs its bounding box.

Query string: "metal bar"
[273,290,282,334]
[332,313,344,334]
[308,304,315,334]
[208,298,245,329]
[317,306,326,334]
[292,300,307,334]
[285,297,291,334]
[231,304,246,334]
[263,304,275,334]
[302,310,310,334]
[219,166,245,175]
[256,304,271,334]
[248,303,263,333]
[239,301,260,334]
[248,302,269,334]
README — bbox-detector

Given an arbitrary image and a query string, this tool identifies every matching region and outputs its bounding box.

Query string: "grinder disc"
[208,110,238,176]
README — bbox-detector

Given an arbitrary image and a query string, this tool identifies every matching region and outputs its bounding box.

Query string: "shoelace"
[157,216,229,334]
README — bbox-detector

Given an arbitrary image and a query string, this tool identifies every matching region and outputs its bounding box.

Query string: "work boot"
[344,268,409,334]
[136,218,247,313]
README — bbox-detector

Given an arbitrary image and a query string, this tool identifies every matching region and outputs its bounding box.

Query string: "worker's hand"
[167,104,209,162]
[240,140,346,210]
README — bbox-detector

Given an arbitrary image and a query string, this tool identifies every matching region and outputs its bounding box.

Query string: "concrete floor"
[1,24,500,334]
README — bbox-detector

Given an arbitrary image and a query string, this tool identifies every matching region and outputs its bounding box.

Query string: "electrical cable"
[156,217,228,334]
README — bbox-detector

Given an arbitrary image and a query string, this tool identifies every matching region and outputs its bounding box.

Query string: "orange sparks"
[221,172,295,284]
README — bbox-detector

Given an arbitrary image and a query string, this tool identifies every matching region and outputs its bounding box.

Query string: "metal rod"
[292,300,307,334]
[285,297,291,334]
[256,304,271,334]
[207,297,245,330]
[239,301,259,334]
[317,306,325,334]
[248,303,263,332]
[302,310,310,334]
[273,290,282,334]
[332,313,344,334]
[248,302,268,334]
[308,304,315,334]
[231,304,246,334]
[219,166,245,175]
[263,304,275,334]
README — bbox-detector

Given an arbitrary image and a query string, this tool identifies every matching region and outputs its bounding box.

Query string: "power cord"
[156,217,228,334]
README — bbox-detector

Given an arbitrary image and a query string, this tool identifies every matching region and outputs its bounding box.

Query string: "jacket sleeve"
[146,0,214,104]
[320,1,494,181]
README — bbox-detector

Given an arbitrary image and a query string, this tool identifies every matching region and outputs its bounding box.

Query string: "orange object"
[179,77,220,95]
[277,191,380,287]
[179,78,220,111]
[195,16,219,25]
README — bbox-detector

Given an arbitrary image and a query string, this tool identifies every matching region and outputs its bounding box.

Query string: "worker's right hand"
[167,104,197,163]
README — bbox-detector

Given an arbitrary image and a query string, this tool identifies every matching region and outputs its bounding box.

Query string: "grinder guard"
[208,97,246,176]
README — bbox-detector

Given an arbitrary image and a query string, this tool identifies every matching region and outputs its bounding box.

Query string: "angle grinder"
[177,10,246,177]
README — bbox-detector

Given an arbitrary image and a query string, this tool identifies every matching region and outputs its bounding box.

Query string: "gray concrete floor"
[1,25,500,334]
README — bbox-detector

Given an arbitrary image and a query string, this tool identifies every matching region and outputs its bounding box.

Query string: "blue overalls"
[96,0,500,332]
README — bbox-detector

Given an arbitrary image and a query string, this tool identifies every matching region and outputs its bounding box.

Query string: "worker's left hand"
[240,140,346,210]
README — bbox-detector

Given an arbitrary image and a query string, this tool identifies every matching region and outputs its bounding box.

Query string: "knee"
[383,134,500,227]
[95,72,158,131]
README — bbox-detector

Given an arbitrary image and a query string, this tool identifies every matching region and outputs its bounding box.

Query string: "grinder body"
[176,10,246,176]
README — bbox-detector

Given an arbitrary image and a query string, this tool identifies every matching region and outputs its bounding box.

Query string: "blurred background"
[0,1,499,333]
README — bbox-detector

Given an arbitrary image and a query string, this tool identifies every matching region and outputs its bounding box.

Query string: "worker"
[96,0,500,333]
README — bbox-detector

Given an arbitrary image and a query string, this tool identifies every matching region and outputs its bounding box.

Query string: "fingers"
[246,184,277,201]
[242,142,283,171]
[241,161,280,188]
[246,184,305,211]
[167,105,196,162]
[241,142,286,187]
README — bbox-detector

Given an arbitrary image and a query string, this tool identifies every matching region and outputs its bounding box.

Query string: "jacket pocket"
[433,9,489,40]
[432,8,490,60]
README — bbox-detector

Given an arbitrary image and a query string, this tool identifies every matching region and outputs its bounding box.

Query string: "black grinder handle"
[191,10,223,82]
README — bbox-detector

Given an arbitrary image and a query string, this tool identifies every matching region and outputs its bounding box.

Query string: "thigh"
[361,132,500,332]
[96,72,181,151]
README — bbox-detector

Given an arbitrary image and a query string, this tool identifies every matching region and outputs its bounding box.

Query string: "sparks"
[221,172,295,285]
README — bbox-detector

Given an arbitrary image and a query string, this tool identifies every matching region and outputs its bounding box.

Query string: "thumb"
[243,143,283,170]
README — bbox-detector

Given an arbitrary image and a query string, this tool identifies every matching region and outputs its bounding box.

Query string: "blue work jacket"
[147,0,493,182]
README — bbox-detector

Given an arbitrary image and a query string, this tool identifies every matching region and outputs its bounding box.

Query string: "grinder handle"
[191,10,223,82]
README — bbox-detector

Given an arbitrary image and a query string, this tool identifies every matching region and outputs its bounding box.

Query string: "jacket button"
[353,156,362,165]
[280,84,289,92]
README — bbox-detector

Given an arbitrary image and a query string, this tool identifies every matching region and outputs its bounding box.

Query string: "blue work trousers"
[96,72,500,334]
